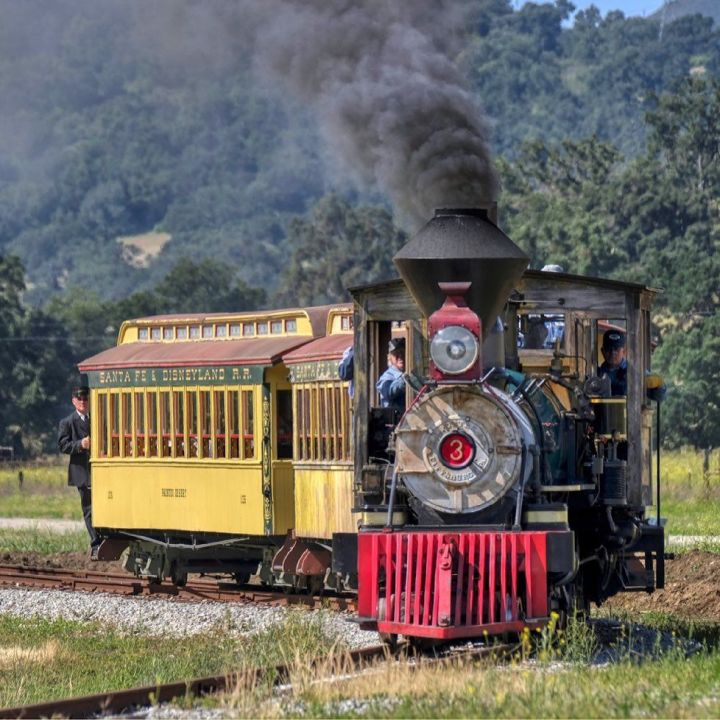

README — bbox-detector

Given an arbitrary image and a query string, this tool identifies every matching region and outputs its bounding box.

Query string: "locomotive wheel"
[377,597,399,652]
[557,582,589,629]
[233,572,251,585]
[380,632,399,652]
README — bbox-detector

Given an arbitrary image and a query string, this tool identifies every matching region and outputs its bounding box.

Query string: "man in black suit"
[58,385,100,558]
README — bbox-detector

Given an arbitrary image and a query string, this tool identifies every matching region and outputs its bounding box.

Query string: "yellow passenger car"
[79,304,355,587]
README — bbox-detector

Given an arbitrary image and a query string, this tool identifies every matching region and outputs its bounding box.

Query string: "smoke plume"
[247,0,499,228]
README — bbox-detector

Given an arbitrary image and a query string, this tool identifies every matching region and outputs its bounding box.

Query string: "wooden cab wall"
[510,270,660,507]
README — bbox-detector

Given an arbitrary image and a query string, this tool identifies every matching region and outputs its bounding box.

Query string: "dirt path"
[605,550,720,622]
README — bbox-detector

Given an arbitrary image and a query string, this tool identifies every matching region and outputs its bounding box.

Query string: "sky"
[513,0,664,17]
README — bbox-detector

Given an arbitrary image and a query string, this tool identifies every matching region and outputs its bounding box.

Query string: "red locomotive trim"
[358,530,549,639]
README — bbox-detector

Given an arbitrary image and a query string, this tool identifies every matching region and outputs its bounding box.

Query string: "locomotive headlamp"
[430,326,479,375]
[427,282,482,381]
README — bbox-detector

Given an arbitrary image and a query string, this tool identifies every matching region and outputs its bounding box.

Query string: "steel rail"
[0,638,517,719]
[0,644,389,719]
[0,564,357,611]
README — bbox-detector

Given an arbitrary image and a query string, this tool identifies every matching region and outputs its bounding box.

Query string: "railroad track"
[0,564,356,611]
[0,639,516,719]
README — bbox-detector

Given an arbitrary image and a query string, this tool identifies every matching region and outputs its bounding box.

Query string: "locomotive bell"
[394,208,528,339]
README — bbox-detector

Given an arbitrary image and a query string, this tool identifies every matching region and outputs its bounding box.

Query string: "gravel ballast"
[0,586,379,647]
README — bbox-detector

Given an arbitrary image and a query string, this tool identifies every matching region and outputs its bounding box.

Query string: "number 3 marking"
[450,439,464,462]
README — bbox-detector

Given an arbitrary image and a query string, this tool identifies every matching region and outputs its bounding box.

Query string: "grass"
[651,447,720,537]
[0,528,87,554]
[3,602,719,718]
[0,610,338,708]
[0,463,78,520]
[213,618,720,718]
[600,607,720,647]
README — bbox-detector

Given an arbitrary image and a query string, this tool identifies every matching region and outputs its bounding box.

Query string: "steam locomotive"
[352,206,664,641]
[81,205,664,644]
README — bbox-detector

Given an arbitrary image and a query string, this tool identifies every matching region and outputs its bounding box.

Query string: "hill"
[0,0,718,303]
[651,0,719,25]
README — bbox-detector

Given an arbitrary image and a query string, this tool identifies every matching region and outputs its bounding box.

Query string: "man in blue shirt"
[376,338,406,414]
[338,345,354,398]
[598,330,627,396]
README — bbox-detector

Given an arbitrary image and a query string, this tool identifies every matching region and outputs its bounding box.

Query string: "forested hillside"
[0,0,718,452]
[1,0,717,300]
[651,0,720,26]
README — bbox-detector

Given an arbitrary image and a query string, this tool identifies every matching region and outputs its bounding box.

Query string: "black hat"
[602,329,625,350]
[72,373,89,398]
[388,337,405,355]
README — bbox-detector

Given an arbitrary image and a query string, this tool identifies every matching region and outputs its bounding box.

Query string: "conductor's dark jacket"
[58,412,90,488]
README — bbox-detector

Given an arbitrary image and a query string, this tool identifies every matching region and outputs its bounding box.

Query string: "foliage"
[0,1,325,301]
[499,136,625,276]
[274,194,407,307]
[1,256,265,454]
[501,77,720,448]
[0,256,75,455]
[0,2,718,298]
[461,2,719,157]
[654,314,720,450]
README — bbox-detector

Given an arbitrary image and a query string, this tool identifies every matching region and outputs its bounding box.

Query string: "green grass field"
[0,611,335,708]
[0,529,87,554]
[0,464,78,520]
[652,448,720,537]
[243,650,720,718]
[218,614,720,718]
[2,608,719,717]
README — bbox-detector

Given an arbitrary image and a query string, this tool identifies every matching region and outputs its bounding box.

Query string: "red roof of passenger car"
[282,334,352,364]
[79,336,314,370]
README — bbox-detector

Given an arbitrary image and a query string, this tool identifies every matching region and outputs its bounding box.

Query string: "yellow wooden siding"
[118,310,315,345]
[91,462,265,535]
[294,467,355,538]
[271,461,295,534]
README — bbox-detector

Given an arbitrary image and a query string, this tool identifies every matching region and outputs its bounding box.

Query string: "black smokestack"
[248,0,499,228]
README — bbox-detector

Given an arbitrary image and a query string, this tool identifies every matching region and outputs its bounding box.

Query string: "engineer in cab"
[377,338,406,414]
[598,328,667,403]
[598,330,627,396]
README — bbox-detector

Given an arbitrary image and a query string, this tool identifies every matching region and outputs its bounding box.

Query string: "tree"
[0,256,75,454]
[274,195,407,307]
[151,258,266,314]
[51,258,267,362]
[654,313,720,450]
[500,137,627,276]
